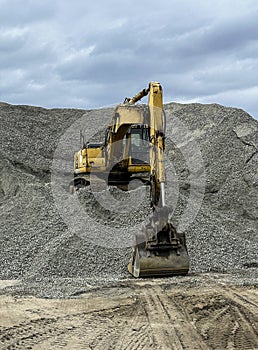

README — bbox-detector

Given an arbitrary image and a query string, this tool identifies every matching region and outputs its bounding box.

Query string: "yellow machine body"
[71,82,190,277]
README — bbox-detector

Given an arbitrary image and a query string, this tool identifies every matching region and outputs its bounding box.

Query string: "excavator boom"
[127,82,189,277]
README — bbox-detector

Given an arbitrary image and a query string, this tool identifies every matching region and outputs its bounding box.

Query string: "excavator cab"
[130,126,150,165]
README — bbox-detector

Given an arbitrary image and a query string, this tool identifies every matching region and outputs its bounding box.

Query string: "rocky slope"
[0,101,257,281]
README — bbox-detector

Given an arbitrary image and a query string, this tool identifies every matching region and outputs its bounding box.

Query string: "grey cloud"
[0,0,258,119]
[141,12,258,61]
[0,0,57,27]
[194,13,258,54]
[0,30,57,70]
[0,30,27,52]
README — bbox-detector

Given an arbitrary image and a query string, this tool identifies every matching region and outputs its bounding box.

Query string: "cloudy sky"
[1,0,258,119]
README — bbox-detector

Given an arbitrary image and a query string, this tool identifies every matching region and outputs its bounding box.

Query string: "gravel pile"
[0,101,257,288]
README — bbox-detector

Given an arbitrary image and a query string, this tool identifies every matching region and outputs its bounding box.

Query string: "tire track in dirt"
[112,304,151,350]
[0,301,139,350]
[156,290,209,350]
[220,286,258,350]
[114,314,151,350]
[1,279,257,349]
[41,302,143,350]
[141,287,180,350]
[0,317,68,350]
[201,274,258,349]
[65,310,118,350]
[170,284,258,350]
[87,303,145,350]
[87,299,153,350]
[229,287,258,309]
[126,283,208,350]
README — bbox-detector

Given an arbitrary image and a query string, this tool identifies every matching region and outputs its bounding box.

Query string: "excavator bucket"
[128,242,189,278]
[128,210,190,278]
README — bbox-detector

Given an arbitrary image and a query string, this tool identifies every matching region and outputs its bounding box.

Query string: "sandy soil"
[0,274,257,350]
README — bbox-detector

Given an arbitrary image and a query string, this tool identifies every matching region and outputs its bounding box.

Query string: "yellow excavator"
[71,82,189,277]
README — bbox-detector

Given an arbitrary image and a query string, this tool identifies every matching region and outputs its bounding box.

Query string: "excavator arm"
[127,82,189,277]
[148,82,166,208]
[124,82,166,207]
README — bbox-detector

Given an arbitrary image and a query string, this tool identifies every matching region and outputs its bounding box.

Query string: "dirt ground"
[0,273,257,350]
